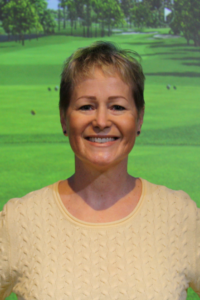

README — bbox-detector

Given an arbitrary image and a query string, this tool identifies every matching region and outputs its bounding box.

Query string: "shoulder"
[142,178,195,205]
[3,182,58,220]
[141,178,198,228]
[1,182,60,251]
[141,180,200,293]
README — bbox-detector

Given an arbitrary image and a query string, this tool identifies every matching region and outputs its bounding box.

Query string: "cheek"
[67,114,83,135]
[66,116,82,152]
[120,115,137,136]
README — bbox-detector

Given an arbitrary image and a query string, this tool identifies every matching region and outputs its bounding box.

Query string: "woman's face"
[60,67,144,170]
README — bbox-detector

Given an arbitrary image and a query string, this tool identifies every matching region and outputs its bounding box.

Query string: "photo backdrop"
[0,1,199,299]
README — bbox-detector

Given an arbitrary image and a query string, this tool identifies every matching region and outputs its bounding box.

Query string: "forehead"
[71,67,132,100]
[74,64,132,86]
[74,66,132,89]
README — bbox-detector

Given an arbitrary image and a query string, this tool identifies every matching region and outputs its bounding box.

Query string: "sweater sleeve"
[188,202,200,297]
[0,204,14,299]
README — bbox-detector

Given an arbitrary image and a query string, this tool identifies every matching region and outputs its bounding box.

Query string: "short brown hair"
[59,41,145,114]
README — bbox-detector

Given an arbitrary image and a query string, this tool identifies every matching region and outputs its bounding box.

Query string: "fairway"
[1,30,200,300]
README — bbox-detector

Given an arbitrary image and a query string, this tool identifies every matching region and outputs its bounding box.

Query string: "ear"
[137,107,144,134]
[60,109,68,136]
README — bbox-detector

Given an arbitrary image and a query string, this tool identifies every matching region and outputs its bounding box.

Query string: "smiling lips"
[85,137,119,143]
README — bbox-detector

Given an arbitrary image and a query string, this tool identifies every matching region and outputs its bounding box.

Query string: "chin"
[75,153,127,170]
[87,157,123,170]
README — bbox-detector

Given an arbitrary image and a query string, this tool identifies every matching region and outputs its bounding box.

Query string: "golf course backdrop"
[0,0,199,299]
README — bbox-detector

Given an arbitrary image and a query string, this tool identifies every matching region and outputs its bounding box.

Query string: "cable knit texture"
[0,179,199,300]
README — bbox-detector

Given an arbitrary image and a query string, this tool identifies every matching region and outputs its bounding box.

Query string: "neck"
[67,157,136,210]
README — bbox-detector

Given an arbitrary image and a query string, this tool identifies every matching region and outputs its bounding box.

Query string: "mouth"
[85,137,119,144]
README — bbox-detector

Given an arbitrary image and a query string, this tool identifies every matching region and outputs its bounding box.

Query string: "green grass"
[1,29,200,299]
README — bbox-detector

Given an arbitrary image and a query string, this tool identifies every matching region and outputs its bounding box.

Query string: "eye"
[79,105,94,111]
[112,105,125,111]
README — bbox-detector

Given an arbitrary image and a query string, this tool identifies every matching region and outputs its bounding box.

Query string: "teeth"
[88,137,116,143]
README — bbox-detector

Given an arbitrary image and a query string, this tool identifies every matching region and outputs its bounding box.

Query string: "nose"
[92,105,111,131]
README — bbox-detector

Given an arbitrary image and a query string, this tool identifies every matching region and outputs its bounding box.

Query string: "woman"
[0,41,199,300]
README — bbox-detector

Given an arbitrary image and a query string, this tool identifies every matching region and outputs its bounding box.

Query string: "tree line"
[0,0,56,45]
[0,0,199,46]
[169,0,200,46]
[57,0,171,37]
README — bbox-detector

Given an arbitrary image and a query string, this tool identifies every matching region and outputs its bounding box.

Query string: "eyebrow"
[76,96,128,102]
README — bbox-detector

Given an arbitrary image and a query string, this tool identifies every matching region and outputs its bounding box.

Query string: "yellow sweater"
[0,179,200,300]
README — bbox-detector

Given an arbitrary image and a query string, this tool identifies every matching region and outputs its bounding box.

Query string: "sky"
[47,0,58,10]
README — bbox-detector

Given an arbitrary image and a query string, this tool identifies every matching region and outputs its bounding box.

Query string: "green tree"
[147,0,162,10]
[92,0,124,37]
[130,0,161,28]
[131,1,152,28]
[74,0,92,38]
[0,0,9,21]
[40,9,56,33]
[170,0,200,46]
[2,0,42,45]
[57,6,64,31]
[66,0,77,35]
[58,0,67,29]
[30,0,47,15]
[169,6,181,35]
[30,0,56,34]
[48,8,58,20]
[78,0,92,38]
[74,0,85,36]
[120,0,132,27]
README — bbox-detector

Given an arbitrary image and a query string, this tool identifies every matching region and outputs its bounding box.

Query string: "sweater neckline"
[53,178,146,228]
